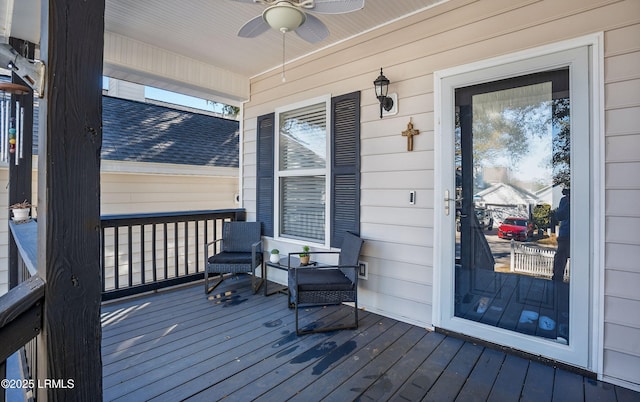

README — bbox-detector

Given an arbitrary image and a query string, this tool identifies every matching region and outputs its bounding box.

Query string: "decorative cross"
[401,119,420,151]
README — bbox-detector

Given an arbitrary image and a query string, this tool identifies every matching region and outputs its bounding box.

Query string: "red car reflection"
[497,217,531,241]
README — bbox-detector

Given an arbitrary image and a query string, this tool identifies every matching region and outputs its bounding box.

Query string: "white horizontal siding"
[604,296,640,331]
[605,243,640,272]
[242,0,640,388]
[101,172,238,214]
[605,106,640,136]
[604,322,640,358]
[361,206,432,227]
[362,171,435,191]
[603,18,640,389]
[603,349,640,388]
[606,134,640,162]
[606,190,640,217]
[358,285,433,328]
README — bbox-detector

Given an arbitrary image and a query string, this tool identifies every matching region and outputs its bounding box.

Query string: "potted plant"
[9,200,32,222]
[299,245,310,265]
[270,248,280,263]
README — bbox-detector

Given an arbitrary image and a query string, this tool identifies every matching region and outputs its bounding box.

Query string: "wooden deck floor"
[101,276,638,402]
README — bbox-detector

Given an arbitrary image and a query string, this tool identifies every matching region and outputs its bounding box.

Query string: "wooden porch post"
[36,0,105,400]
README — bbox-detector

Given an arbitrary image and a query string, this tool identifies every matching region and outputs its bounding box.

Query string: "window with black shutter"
[255,91,360,247]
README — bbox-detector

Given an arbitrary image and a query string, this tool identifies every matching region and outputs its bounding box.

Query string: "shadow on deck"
[101,276,637,401]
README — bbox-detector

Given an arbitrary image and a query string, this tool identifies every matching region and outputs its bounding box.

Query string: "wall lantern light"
[373,67,394,119]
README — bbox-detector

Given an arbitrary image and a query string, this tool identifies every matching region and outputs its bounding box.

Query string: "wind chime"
[0,82,29,165]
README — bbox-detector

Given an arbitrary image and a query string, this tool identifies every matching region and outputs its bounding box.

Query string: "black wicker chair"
[288,232,364,335]
[204,221,264,294]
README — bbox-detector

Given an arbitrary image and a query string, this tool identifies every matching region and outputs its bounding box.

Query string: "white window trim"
[433,33,604,372]
[273,95,332,248]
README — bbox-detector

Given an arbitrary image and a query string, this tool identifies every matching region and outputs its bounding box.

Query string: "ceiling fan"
[232,0,365,43]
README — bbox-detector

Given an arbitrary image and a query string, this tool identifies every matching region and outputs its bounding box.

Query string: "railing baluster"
[195,220,200,273]
[128,225,133,288]
[114,227,119,291]
[174,222,179,278]
[140,224,146,285]
[214,218,219,246]
[204,218,209,268]
[163,223,168,281]
[152,223,157,283]
[184,221,189,275]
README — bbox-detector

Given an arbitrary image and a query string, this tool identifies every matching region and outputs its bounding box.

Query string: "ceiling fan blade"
[294,13,329,43]
[227,0,268,4]
[310,0,365,14]
[238,15,271,38]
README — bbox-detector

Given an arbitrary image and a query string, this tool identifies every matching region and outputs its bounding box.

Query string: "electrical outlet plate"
[358,260,368,280]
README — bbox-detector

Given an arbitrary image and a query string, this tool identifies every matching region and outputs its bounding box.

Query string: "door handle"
[444,190,462,215]
[444,190,463,202]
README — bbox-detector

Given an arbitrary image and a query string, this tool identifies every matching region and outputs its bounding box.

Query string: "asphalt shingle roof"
[101,96,239,168]
[2,75,239,168]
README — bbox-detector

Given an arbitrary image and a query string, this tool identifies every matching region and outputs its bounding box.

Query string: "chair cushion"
[208,251,261,265]
[294,268,354,292]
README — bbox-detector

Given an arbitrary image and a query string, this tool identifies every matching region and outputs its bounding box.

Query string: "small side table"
[264,256,302,296]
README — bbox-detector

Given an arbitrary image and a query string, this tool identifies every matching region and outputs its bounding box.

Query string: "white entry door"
[434,45,595,368]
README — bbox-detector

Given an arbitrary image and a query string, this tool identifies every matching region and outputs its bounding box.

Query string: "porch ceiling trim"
[103,31,249,104]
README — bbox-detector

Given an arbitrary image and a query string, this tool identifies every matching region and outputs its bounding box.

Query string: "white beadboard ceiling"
[1,0,447,100]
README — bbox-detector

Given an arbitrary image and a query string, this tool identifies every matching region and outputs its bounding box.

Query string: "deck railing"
[1,221,42,402]
[101,209,246,300]
[1,208,246,401]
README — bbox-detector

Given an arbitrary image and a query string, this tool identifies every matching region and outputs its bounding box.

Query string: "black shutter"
[256,113,275,237]
[331,91,361,248]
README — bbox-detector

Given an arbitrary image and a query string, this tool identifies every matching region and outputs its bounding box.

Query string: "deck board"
[390,336,466,401]
[110,305,336,398]
[422,341,484,402]
[520,361,555,402]
[359,329,446,400]
[286,320,413,402]
[206,311,388,401]
[487,354,529,402]
[321,324,426,402]
[101,276,639,401]
[455,347,506,402]
[552,369,585,402]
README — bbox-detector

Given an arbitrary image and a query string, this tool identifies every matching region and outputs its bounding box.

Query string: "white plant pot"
[270,254,280,263]
[12,208,30,221]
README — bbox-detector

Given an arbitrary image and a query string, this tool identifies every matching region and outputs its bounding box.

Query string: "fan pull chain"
[281,30,287,83]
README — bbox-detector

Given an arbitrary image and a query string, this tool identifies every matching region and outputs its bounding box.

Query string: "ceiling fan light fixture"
[263,3,306,32]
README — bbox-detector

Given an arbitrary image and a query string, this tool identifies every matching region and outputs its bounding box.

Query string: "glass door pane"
[454,69,571,344]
